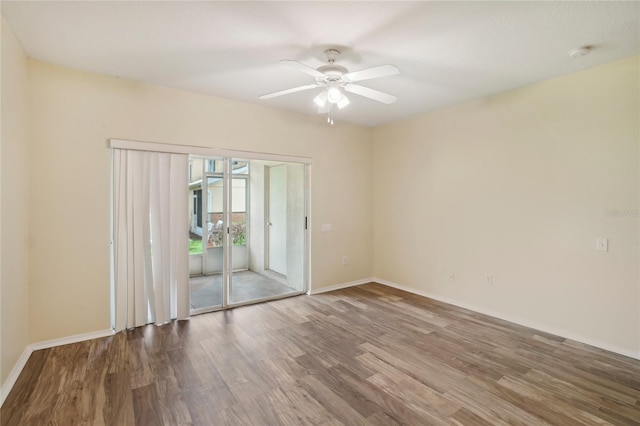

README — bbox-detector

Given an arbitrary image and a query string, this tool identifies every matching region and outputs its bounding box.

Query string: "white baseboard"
[309,277,375,295]
[28,329,114,351]
[1,329,113,407]
[373,277,640,360]
[1,345,32,407]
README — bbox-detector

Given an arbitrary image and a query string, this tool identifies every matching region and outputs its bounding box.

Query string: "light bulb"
[327,87,342,104]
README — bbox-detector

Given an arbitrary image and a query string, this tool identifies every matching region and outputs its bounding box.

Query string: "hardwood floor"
[2,283,640,425]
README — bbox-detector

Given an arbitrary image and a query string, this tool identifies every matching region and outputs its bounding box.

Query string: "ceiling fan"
[260,49,400,125]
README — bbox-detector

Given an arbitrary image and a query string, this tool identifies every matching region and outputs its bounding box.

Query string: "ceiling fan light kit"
[260,49,399,125]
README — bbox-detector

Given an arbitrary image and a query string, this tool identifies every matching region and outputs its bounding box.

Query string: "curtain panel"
[112,149,189,331]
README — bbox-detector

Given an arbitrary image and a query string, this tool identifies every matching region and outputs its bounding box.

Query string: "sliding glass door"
[188,156,308,314]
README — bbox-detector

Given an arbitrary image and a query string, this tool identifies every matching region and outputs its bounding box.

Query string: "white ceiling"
[2,1,639,127]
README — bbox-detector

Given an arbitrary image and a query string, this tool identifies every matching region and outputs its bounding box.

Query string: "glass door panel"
[268,164,287,276]
[188,158,204,276]
[205,176,224,275]
[229,159,306,305]
[188,157,224,313]
[228,162,250,304]
[230,177,248,271]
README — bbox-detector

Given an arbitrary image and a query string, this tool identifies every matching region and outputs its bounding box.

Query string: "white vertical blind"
[112,148,189,331]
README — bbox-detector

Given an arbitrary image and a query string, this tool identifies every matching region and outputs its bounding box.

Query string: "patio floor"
[189,270,298,310]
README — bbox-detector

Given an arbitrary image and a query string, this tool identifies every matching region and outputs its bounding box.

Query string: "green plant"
[208,222,246,247]
[189,239,203,254]
[231,223,246,245]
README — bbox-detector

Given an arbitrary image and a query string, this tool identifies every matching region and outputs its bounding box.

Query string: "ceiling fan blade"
[280,60,326,78]
[343,65,399,82]
[259,84,320,100]
[344,83,397,104]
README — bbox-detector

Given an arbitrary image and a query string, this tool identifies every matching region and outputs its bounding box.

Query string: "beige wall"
[28,60,373,342]
[373,56,640,355]
[1,20,31,384]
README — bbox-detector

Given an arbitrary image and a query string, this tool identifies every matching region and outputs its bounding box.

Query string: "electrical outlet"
[342,256,348,265]
[486,275,493,285]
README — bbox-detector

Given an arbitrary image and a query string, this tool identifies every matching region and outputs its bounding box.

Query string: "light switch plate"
[321,224,332,233]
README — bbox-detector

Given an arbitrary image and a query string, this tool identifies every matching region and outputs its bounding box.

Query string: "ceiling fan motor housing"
[316,48,347,84]
[316,64,348,84]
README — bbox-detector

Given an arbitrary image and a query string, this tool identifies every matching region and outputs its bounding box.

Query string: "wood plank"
[298,375,370,426]
[131,384,164,426]
[103,371,135,425]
